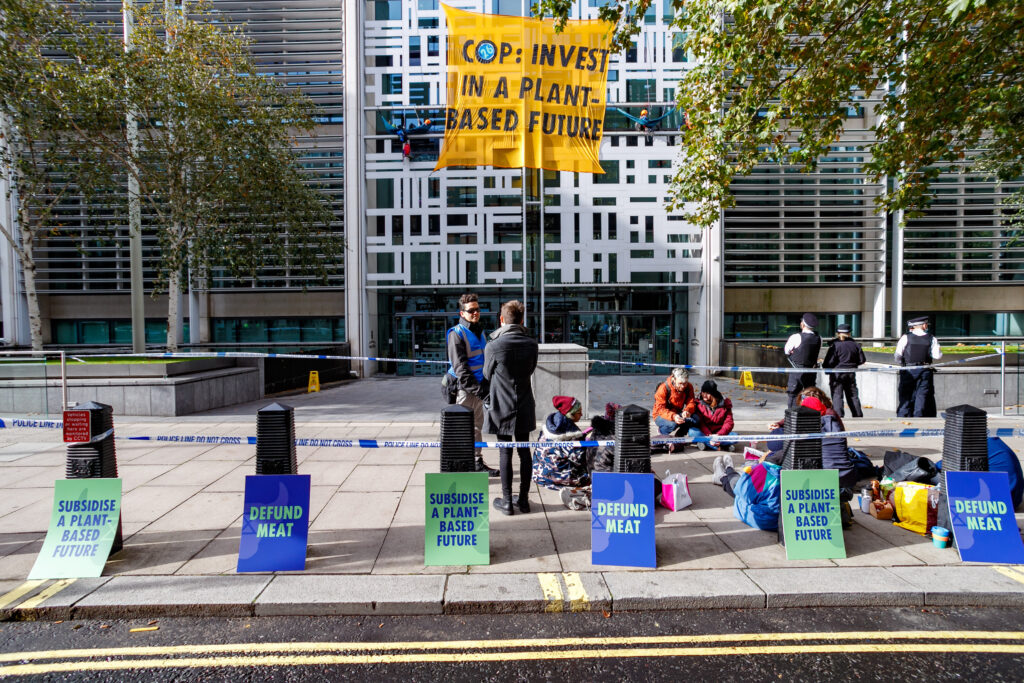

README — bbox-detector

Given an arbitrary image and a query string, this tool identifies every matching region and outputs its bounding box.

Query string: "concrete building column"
[343,0,372,376]
[0,113,29,346]
[696,213,725,369]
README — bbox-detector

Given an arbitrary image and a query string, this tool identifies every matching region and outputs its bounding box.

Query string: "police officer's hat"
[801,313,818,328]
[907,316,929,328]
[836,323,851,333]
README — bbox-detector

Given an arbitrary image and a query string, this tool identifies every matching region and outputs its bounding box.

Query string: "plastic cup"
[931,526,950,548]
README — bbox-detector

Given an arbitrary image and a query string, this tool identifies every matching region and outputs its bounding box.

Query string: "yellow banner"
[436,5,613,174]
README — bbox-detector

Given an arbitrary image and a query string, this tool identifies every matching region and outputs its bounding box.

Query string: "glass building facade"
[0,0,1020,362]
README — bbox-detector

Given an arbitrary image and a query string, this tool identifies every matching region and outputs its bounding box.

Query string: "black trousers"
[497,430,532,500]
[787,371,817,408]
[898,368,936,417]
[828,372,863,418]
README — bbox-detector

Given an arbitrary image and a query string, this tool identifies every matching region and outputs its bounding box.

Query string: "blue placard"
[591,472,656,568]
[946,471,1024,564]
[237,474,311,572]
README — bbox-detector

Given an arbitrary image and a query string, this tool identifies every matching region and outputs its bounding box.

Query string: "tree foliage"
[2,0,341,350]
[0,0,123,349]
[538,0,1024,230]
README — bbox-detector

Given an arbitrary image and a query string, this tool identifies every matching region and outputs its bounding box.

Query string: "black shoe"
[513,495,531,514]
[476,458,499,477]
[492,497,514,516]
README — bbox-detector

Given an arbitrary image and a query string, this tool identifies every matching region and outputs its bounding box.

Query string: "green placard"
[424,472,489,566]
[780,469,846,560]
[29,478,122,580]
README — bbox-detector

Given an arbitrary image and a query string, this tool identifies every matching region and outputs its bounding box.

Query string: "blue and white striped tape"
[1,417,1019,449]
[53,350,1004,375]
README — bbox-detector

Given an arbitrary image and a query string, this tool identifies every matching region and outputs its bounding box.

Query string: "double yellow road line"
[2,631,1024,675]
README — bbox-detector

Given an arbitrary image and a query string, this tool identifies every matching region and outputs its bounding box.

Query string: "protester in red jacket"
[652,367,697,437]
[690,380,735,451]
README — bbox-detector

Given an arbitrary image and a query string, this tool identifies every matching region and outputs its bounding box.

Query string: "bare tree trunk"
[166,266,180,352]
[18,223,43,351]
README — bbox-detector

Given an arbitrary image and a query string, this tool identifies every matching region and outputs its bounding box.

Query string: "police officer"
[895,316,942,417]
[446,293,498,476]
[822,323,866,418]
[784,313,822,408]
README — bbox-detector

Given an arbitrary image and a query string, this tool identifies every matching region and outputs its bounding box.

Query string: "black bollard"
[778,405,823,545]
[255,402,297,475]
[614,404,651,474]
[936,404,989,545]
[781,405,823,470]
[439,404,475,472]
[65,401,122,553]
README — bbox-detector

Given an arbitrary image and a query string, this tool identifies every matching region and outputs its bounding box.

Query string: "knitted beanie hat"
[552,395,580,416]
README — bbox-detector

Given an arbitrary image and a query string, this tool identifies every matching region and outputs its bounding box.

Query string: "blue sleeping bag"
[987,437,1023,509]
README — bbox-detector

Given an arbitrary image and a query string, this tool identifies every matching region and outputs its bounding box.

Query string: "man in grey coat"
[483,300,539,515]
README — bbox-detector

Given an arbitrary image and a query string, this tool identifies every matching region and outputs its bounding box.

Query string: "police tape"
[1,417,1020,449]
[54,350,1003,375]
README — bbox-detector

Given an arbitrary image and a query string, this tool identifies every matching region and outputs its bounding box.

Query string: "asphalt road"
[3,607,1024,681]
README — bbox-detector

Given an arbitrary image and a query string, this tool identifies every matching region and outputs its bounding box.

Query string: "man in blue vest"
[895,316,942,417]
[447,293,498,476]
[784,313,822,408]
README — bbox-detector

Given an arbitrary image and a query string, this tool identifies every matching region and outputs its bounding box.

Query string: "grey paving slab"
[391,486,426,527]
[142,491,243,533]
[311,491,400,530]
[296,459,357,487]
[73,575,271,618]
[122,444,216,466]
[831,522,925,567]
[445,573,556,613]
[120,485,204,525]
[0,496,53,534]
[0,466,62,489]
[5,577,112,620]
[371,524,465,575]
[173,526,241,576]
[745,567,923,607]
[0,487,55,519]
[888,566,1024,606]
[193,444,255,462]
[446,572,609,613]
[0,537,43,579]
[104,528,221,576]
[687,483,742,521]
[116,464,177,492]
[204,464,252,492]
[360,448,423,465]
[853,512,961,565]
[468,528,561,574]
[706,519,836,569]
[603,569,765,610]
[655,524,747,570]
[255,574,446,616]
[303,529,388,573]
[146,460,240,488]
[338,464,415,492]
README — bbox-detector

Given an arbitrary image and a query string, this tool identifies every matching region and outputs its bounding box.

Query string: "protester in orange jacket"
[652,367,697,437]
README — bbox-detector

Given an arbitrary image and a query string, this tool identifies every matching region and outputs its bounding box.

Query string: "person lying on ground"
[710,453,782,531]
[533,395,590,491]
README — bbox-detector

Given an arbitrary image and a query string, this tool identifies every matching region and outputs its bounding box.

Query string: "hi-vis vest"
[447,324,485,383]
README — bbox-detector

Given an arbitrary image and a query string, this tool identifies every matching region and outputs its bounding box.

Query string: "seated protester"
[690,380,735,452]
[652,367,697,439]
[710,453,782,531]
[561,403,662,511]
[533,396,590,490]
[987,437,1024,509]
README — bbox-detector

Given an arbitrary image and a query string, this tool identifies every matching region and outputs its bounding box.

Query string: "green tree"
[538,0,1024,231]
[0,0,123,350]
[110,2,340,350]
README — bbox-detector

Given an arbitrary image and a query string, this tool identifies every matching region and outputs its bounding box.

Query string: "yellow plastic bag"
[893,482,935,535]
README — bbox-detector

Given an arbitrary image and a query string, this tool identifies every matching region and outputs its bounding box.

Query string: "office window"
[409,36,421,66]
[626,79,656,102]
[383,74,402,94]
[376,179,394,209]
[375,0,401,20]
[594,159,620,183]
[428,35,439,56]
[411,252,430,284]
[671,33,687,62]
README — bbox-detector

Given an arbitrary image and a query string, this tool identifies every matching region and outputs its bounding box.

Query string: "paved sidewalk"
[1,374,1023,619]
